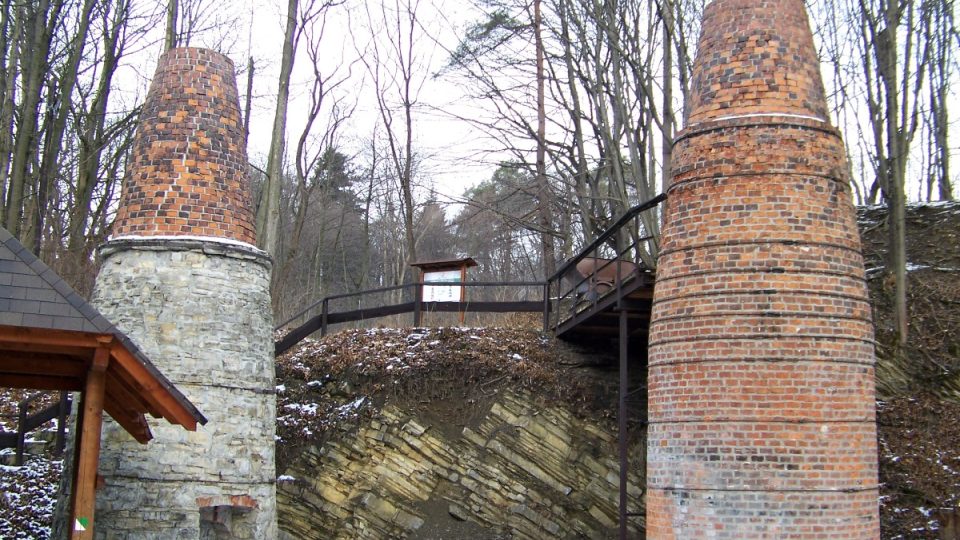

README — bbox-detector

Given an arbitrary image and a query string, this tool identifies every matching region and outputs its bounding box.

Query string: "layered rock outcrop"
[279,390,643,539]
[274,328,644,540]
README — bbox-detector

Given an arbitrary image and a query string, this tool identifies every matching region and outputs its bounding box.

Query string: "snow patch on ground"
[0,457,61,539]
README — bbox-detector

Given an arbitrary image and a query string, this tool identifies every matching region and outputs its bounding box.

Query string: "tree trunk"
[68,0,126,256]
[243,55,254,142]
[557,0,596,243]
[0,0,19,228]
[534,0,555,278]
[399,56,417,268]
[164,0,178,51]
[658,0,675,259]
[930,0,953,201]
[879,0,908,348]
[5,0,57,239]
[32,0,96,253]
[257,0,298,256]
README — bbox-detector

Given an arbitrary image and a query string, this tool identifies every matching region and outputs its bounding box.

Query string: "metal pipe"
[618,308,629,540]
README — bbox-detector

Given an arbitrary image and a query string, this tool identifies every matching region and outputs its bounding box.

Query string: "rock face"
[91,47,276,538]
[647,0,879,537]
[277,389,643,539]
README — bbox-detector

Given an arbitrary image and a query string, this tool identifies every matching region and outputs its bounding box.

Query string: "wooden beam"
[0,373,82,391]
[108,343,199,431]
[0,353,88,378]
[103,396,152,444]
[70,344,110,540]
[0,339,93,357]
[104,369,152,418]
[0,325,111,349]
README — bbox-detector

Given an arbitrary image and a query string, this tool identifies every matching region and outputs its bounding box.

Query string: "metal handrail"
[546,193,665,332]
[275,283,413,329]
[548,193,666,284]
[275,194,665,352]
[275,280,548,332]
[274,280,549,355]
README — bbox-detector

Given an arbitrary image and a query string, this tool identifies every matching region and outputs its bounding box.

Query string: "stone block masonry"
[94,242,276,538]
[646,0,879,537]
[92,46,276,538]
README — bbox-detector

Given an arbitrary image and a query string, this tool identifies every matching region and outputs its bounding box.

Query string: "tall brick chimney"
[646,0,879,537]
[91,48,277,537]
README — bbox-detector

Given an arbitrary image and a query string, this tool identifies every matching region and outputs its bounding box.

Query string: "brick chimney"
[110,48,256,243]
[646,0,879,537]
[92,48,277,537]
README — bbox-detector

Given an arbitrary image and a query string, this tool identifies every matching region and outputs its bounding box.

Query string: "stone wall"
[92,240,276,539]
[277,389,643,539]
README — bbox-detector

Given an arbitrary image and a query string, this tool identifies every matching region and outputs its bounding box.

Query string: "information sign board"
[422,269,462,302]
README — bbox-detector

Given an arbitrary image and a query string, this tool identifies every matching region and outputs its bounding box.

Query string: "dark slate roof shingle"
[0,227,205,424]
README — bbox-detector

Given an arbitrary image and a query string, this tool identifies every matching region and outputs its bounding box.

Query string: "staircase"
[0,392,70,466]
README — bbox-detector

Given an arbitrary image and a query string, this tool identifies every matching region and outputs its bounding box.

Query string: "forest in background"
[0,0,955,346]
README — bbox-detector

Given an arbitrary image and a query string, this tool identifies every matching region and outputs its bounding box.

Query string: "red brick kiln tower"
[91,47,276,537]
[646,0,879,537]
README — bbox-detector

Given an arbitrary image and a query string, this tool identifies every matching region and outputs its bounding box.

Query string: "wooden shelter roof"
[0,227,206,443]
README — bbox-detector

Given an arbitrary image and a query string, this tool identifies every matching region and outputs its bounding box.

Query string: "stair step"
[0,431,65,466]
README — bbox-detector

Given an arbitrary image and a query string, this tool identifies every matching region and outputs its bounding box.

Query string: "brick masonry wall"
[646,0,880,537]
[683,0,828,124]
[111,48,256,244]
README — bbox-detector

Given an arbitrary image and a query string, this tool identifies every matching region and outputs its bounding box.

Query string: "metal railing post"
[618,308,629,539]
[542,281,550,333]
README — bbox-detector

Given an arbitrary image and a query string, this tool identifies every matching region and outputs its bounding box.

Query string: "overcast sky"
[219,0,496,202]
[113,0,959,207]
[110,0,500,204]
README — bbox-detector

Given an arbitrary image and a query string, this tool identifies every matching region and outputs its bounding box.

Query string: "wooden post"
[71,343,110,540]
[15,398,27,466]
[55,391,69,455]
[542,281,550,333]
[321,299,329,337]
[413,276,423,328]
[458,265,467,325]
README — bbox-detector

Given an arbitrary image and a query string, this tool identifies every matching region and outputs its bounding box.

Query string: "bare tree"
[31,0,99,254]
[4,0,66,239]
[445,0,681,270]
[355,0,431,282]
[533,0,555,277]
[257,0,300,256]
[859,0,929,349]
[272,5,356,311]
[924,0,955,201]
[162,0,242,52]
[66,0,141,260]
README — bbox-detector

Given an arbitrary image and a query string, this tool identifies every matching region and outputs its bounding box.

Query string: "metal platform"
[552,271,654,343]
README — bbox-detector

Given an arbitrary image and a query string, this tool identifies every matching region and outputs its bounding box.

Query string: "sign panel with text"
[422,269,462,302]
